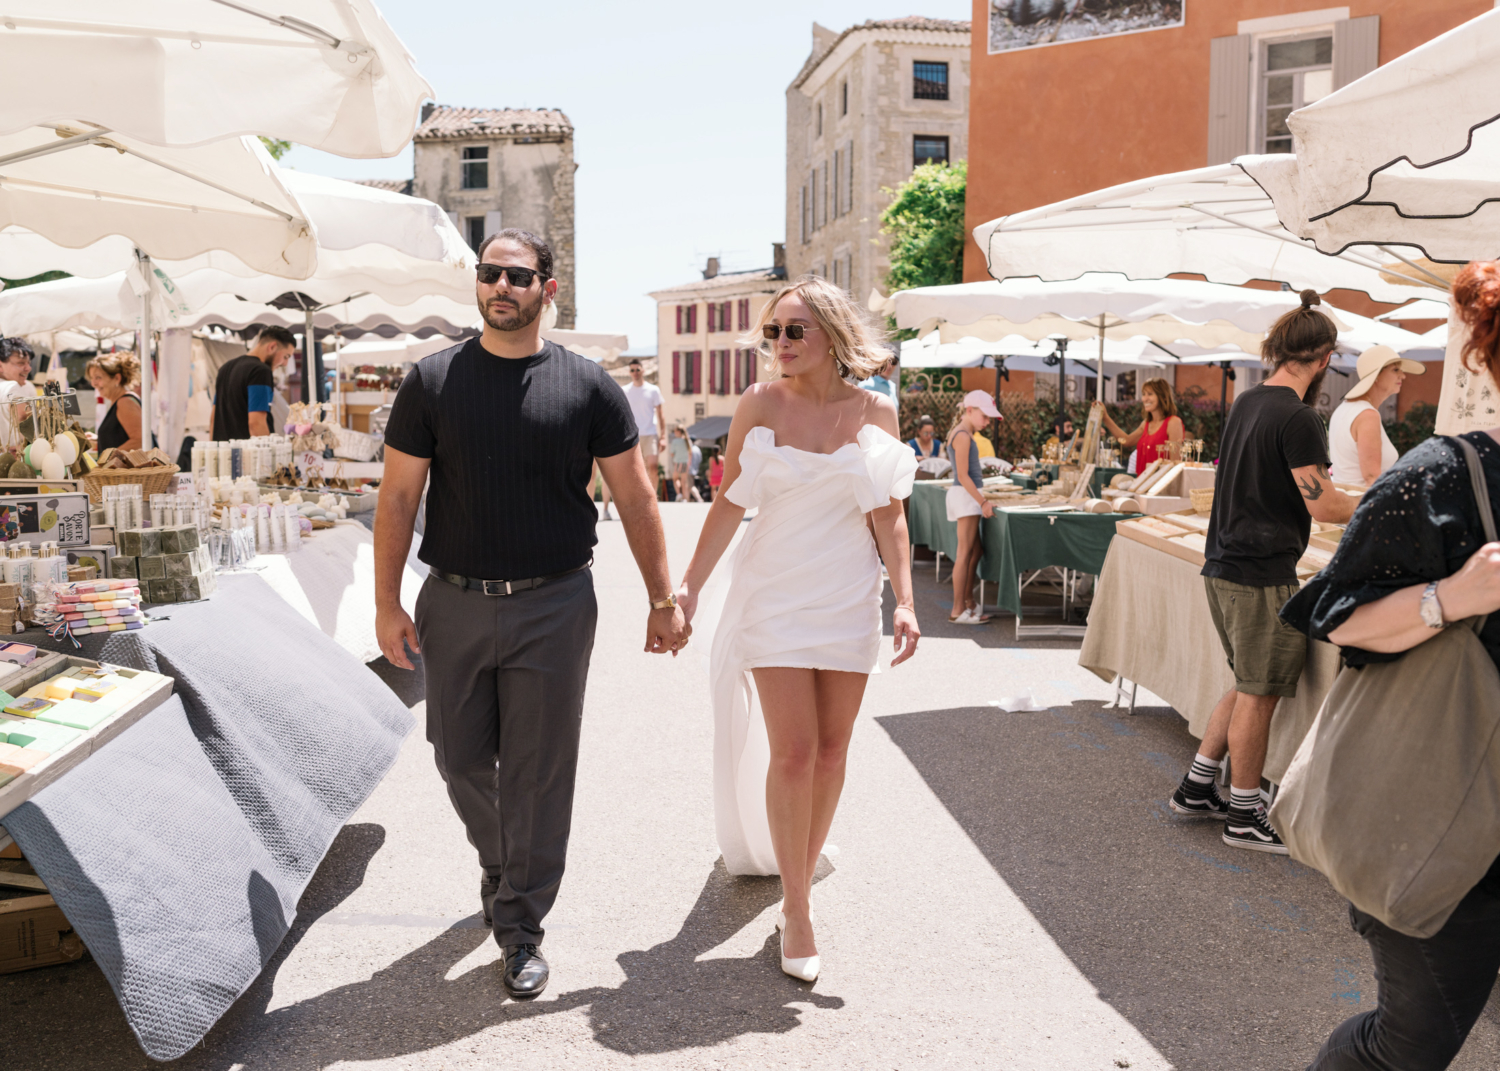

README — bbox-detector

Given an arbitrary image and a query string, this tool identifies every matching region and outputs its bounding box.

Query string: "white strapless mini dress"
[709,424,917,875]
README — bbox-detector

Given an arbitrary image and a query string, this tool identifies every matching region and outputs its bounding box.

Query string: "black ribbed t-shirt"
[383,339,638,579]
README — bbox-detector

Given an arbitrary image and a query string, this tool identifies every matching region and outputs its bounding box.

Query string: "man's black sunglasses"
[477,264,542,288]
[762,323,806,341]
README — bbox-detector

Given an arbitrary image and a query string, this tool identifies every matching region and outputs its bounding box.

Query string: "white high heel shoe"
[775,910,821,982]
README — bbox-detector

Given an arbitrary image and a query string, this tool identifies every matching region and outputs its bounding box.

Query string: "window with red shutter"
[745,348,757,388]
[734,349,742,394]
[738,299,749,331]
[707,303,716,333]
[675,306,683,335]
[707,350,717,394]
[672,351,681,394]
[720,302,731,333]
[689,305,698,334]
[691,351,702,393]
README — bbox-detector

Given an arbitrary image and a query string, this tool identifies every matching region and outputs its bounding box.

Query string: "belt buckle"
[482,579,513,596]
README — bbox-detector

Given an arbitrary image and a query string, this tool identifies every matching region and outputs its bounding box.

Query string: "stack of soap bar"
[113,526,215,602]
[48,579,147,633]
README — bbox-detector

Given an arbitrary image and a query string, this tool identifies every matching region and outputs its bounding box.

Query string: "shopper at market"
[86,351,143,452]
[599,357,664,520]
[909,414,943,459]
[1170,291,1353,852]
[0,337,38,449]
[1281,263,1500,1071]
[373,229,688,1003]
[669,424,693,502]
[860,352,900,404]
[1328,344,1425,486]
[209,326,296,441]
[946,391,1001,624]
[1095,377,1183,474]
[707,449,723,499]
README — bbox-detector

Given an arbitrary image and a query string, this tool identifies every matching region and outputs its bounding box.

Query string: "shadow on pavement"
[875,699,1430,1071]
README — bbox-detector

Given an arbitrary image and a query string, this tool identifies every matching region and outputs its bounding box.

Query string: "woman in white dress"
[676,277,920,983]
[1328,344,1426,486]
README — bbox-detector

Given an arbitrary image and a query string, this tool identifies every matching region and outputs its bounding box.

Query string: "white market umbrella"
[1237,8,1500,261]
[1376,298,1451,323]
[900,332,1170,373]
[975,164,1445,301]
[540,329,630,364]
[0,2,432,158]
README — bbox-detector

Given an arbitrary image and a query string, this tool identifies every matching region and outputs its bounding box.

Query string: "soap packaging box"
[0,493,90,547]
[66,546,116,577]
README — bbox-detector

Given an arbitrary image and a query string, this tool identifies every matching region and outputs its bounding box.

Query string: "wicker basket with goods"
[82,448,180,505]
[1190,487,1215,515]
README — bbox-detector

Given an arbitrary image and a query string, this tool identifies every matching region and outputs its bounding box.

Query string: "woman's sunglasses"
[762,324,807,341]
[476,264,541,288]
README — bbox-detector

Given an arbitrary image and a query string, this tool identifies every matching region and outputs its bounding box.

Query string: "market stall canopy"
[0,1,432,158]
[874,274,1346,354]
[331,333,460,364]
[687,416,732,442]
[975,164,1441,302]
[1375,298,1451,322]
[190,287,479,337]
[899,332,1175,374]
[1236,9,1500,262]
[0,128,314,278]
[541,329,630,363]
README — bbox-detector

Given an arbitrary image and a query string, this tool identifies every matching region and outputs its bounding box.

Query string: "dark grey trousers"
[414,569,597,948]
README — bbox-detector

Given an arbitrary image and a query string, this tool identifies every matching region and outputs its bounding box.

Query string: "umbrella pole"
[1097,319,1106,404]
[139,252,153,451]
[300,309,313,408]
[1220,361,1229,418]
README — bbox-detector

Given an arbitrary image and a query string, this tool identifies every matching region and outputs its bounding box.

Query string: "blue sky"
[284,1,972,352]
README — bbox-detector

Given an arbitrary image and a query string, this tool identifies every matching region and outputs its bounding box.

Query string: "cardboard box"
[90,525,115,546]
[0,893,86,974]
[65,546,115,578]
[0,493,90,547]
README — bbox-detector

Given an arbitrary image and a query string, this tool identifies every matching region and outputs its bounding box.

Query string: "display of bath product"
[44,679,77,700]
[3,696,52,718]
[38,696,116,731]
[0,642,36,665]
[116,527,163,557]
[158,526,200,554]
[284,508,300,551]
[2,716,79,751]
[0,745,46,776]
[110,555,137,579]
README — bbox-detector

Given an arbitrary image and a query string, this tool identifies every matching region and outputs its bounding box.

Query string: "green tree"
[259,136,293,160]
[880,159,967,293]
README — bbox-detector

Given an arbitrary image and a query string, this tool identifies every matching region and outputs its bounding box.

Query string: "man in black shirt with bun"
[375,229,688,1001]
[1169,292,1354,853]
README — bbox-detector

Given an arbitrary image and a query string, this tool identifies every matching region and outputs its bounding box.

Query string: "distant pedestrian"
[374,228,688,1003]
[689,439,705,502]
[599,358,665,519]
[1170,291,1353,852]
[946,391,1000,624]
[707,450,723,498]
[669,424,692,502]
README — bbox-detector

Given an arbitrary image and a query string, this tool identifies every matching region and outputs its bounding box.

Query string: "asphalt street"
[5,501,1500,1070]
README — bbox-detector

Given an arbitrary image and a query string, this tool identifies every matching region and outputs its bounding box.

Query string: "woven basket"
[82,464,180,505]
[1190,486,1215,515]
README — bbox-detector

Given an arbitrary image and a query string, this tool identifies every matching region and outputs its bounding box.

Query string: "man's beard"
[1302,366,1328,407]
[479,289,545,332]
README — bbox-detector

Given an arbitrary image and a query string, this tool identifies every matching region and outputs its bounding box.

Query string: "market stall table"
[1078,534,1340,784]
[906,481,1121,635]
[0,572,411,1060]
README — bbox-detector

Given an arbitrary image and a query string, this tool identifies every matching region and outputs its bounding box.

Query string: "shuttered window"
[832,148,841,219]
[686,305,697,333]
[734,348,758,394]
[672,350,681,393]
[691,352,702,394]
[844,140,854,215]
[1207,34,1252,164]
[737,299,750,331]
[1261,35,1333,154]
[1332,16,1380,91]
[706,303,716,333]
[719,302,731,333]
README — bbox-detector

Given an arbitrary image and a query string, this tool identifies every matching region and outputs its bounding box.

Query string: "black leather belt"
[430,560,590,596]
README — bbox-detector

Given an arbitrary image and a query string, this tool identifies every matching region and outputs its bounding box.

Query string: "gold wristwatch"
[650,593,678,611]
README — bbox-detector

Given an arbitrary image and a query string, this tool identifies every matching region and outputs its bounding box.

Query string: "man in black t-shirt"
[210,326,295,440]
[1169,297,1354,854]
[375,229,687,1002]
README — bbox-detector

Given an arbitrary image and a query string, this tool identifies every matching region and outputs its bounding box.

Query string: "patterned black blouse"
[1280,431,1500,674]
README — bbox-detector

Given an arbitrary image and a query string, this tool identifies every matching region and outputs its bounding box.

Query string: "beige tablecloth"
[1079,536,1340,783]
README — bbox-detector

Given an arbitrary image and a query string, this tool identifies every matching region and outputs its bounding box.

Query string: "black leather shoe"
[501,943,549,1001]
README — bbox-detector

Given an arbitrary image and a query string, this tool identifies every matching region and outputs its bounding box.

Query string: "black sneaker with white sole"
[1223,804,1288,854]
[1169,776,1228,819]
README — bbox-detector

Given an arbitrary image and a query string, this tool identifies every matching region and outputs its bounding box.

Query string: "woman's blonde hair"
[1140,377,1178,419]
[741,274,891,381]
[85,351,140,388]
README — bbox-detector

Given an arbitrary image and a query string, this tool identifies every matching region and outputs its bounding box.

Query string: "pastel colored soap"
[3,697,53,719]
[72,680,117,699]
[44,680,78,700]
[38,698,115,731]
[0,746,47,774]
[3,719,79,751]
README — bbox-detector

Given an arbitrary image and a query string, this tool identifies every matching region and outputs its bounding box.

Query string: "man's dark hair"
[628,358,643,368]
[477,228,554,281]
[255,326,297,349]
[1262,290,1338,371]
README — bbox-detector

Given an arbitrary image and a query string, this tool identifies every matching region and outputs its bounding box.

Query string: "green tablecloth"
[906,481,1122,614]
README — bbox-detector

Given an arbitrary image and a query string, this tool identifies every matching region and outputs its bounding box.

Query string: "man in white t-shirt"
[600,358,664,519]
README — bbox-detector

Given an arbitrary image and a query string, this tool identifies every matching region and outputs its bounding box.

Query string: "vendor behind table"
[1169,291,1354,855]
[210,327,296,442]
[1328,344,1425,487]
[1096,378,1183,475]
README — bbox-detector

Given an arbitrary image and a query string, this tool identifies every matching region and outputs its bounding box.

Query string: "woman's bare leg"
[755,666,859,959]
[952,515,978,615]
[804,669,867,881]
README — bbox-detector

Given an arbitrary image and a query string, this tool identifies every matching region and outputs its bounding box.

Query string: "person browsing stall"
[87,352,142,452]
[1169,291,1354,853]
[0,338,39,447]
[909,414,943,460]
[1328,345,1425,486]
[1097,377,1183,474]
[861,353,900,404]
[946,391,1002,625]
[210,326,295,440]
[373,229,688,1002]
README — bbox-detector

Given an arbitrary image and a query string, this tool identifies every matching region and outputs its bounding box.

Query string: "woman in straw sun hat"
[1328,345,1426,486]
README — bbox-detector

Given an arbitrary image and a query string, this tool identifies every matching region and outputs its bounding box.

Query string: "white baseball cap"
[962,390,1001,418]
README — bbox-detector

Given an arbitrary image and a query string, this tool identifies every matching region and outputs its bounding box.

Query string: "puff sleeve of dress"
[852,425,920,514]
[723,426,774,511]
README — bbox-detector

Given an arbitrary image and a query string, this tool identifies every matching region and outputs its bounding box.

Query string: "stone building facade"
[364,104,577,328]
[786,18,969,303]
[646,244,787,432]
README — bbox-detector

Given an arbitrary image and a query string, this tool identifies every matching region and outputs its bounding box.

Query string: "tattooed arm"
[1290,462,1355,524]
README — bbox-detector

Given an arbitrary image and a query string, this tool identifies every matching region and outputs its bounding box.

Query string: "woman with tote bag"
[1278,261,1500,1071]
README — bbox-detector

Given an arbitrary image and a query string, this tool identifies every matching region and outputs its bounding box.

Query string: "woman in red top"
[707,450,724,499]
[1098,377,1184,474]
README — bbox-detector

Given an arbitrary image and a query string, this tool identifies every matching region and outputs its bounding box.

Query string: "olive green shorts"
[1202,577,1307,698]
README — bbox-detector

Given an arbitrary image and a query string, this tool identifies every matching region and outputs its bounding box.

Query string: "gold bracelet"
[650,593,678,611]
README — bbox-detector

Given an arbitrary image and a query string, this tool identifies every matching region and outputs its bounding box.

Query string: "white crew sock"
[1186,753,1222,785]
[1230,787,1262,813]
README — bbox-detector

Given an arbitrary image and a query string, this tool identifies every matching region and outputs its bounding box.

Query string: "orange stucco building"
[961,1,1487,411]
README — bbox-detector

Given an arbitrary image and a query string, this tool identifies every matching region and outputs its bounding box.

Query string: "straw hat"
[1345,344,1425,400]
